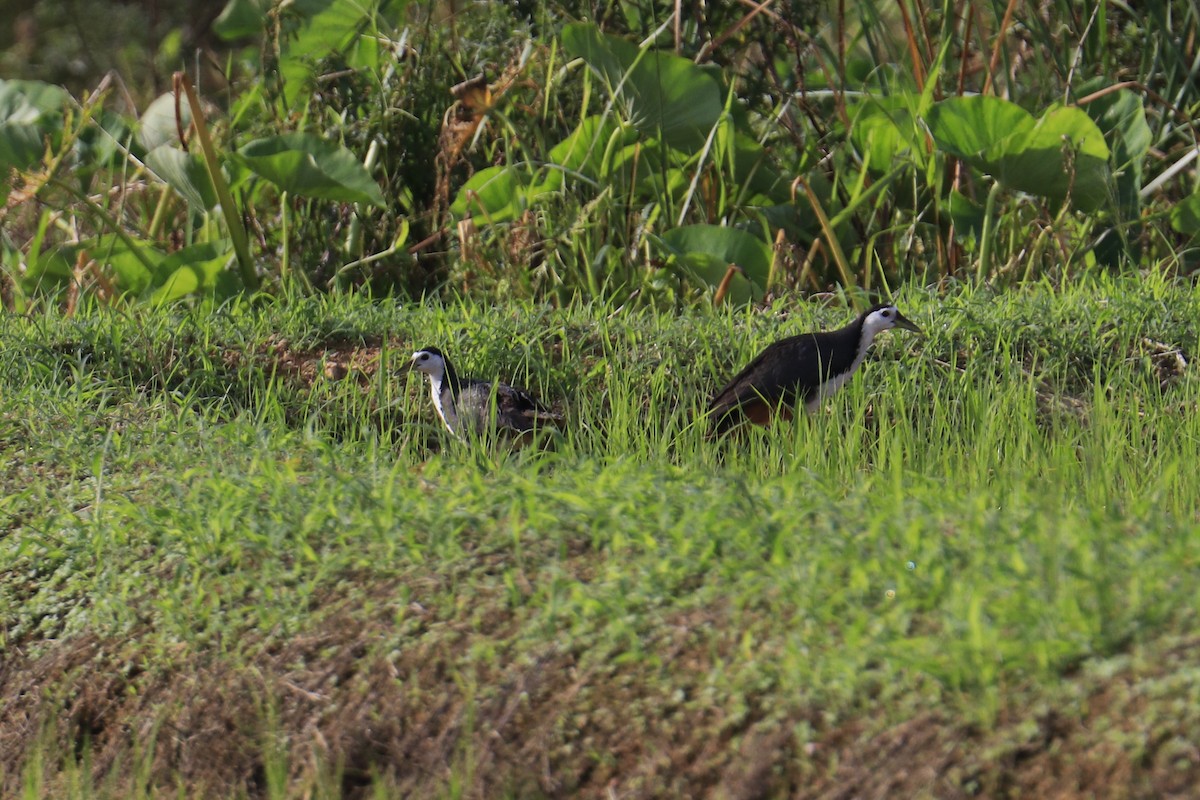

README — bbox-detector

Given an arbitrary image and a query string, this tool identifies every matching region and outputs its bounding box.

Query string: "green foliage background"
[2,0,1198,309]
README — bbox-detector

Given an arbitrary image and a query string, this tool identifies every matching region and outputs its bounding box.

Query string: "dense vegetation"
[2,0,1200,796]
[2,0,1199,308]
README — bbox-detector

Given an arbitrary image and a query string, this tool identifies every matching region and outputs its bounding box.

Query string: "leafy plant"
[3,0,1200,308]
[449,23,798,304]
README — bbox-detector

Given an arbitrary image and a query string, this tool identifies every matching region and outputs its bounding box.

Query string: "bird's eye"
[882,309,891,317]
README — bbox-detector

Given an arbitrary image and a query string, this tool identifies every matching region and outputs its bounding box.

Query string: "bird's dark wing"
[496,383,551,413]
[709,335,819,410]
[495,382,562,431]
[707,334,829,433]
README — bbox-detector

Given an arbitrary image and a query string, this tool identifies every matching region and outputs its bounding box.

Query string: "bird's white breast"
[805,330,875,411]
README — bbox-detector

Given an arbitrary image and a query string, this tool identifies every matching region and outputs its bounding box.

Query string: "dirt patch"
[1,584,762,797]
[4,576,1200,799]
[246,334,395,389]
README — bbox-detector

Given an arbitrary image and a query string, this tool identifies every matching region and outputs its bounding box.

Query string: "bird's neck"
[439,359,463,399]
[428,366,461,435]
[852,316,879,360]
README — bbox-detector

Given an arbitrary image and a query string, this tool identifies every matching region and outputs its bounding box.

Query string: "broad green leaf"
[1169,193,1200,237]
[0,80,67,172]
[1082,85,1150,212]
[988,106,1108,164]
[18,248,74,289]
[562,23,723,151]
[144,145,218,209]
[987,105,1111,211]
[608,140,674,197]
[75,110,133,172]
[47,238,231,300]
[213,0,272,40]
[928,96,1113,211]
[451,166,529,224]
[0,122,46,173]
[925,96,1035,162]
[152,266,204,303]
[947,189,985,241]
[98,237,162,294]
[1084,89,1150,167]
[235,132,385,207]
[549,115,634,178]
[851,97,922,174]
[0,79,69,123]
[659,224,771,282]
[279,0,376,107]
[74,234,166,295]
[727,131,789,203]
[151,242,238,302]
[669,250,759,305]
[752,203,810,237]
[606,145,695,204]
[658,224,771,303]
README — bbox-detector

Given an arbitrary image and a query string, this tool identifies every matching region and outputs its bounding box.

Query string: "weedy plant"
[3,0,1199,311]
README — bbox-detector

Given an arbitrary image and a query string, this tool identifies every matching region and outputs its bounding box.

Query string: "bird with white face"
[407,347,561,439]
[707,303,922,435]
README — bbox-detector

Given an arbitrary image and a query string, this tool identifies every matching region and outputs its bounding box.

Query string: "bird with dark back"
[707,303,922,436]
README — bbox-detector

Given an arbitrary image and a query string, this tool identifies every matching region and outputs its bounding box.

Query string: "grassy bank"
[1,274,1198,797]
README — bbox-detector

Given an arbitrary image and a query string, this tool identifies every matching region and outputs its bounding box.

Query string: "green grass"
[2,273,1199,796]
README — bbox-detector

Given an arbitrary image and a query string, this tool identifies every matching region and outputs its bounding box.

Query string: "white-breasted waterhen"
[407,347,561,439]
[707,303,921,435]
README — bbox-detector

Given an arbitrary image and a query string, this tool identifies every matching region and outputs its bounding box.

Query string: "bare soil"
[3,585,1198,798]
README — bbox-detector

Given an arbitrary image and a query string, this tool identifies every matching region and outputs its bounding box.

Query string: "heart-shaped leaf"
[926,95,1034,163]
[213,0,272,40]
[139,92,189,152]
[657,224,771,304]
[852,97,923,173]
[278,0,376,107]
[145,145,219,209]
[927,96,1113,211]
[151,242,239,302]
[987,105,1111,211]
[549,115,635,179]
[235,132,385,207]
[562,23,724,151]
[0,79,68,123]
[0,79,67,172]
[1170,193,1200,238]
[450,166,526,224]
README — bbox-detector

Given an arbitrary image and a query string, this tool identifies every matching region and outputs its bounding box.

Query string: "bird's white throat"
[426,372,459,435]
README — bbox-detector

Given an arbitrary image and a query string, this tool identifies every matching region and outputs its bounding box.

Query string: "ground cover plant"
[1,273,1199,797]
